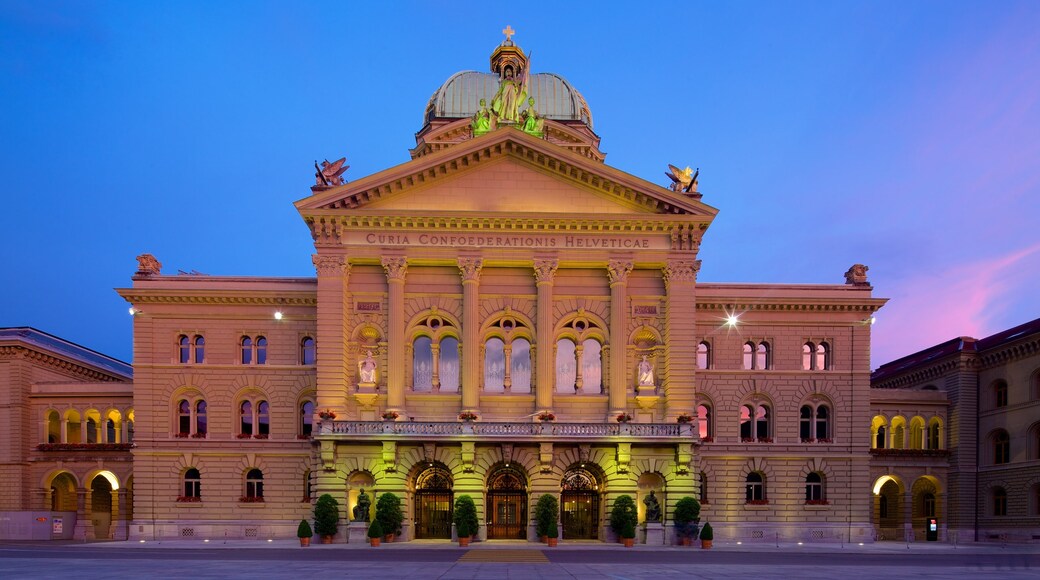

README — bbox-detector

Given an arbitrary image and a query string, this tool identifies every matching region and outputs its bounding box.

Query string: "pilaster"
[459,258,483,413]
[383,257,408,411]
[662,259,700,419]
[313,254,350,414]
[533,259,558,412]
[607,260,633,415]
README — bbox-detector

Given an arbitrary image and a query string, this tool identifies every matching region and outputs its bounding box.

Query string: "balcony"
[317,420,695,443]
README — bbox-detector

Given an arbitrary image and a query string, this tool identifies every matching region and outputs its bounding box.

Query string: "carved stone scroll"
[607,260,633,286]
[457,258,484,283]
[532,259,559,284]
[312,254,348,278]
[381,257,408,281]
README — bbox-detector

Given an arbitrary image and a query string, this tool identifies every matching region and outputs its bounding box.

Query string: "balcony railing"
[318,420,694,441]
[869,448,949,458]
[36,443,134,452]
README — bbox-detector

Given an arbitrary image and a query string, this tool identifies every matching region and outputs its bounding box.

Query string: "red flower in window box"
[746,499,770,505]
[805,499,830,505]
[816,438,833,444]
[758,437,773,443]
[174,433,189,438]
[381,411,399,421]
[537,412,556,422]
[317,409,337,420]
[253,434,269,440]
[191,433,207,439]
[239,496,265,503]
[616,413,633,423]
[296,434,310,440]
[676,413,694,424]
[176,496,201,503]
[236,433,252,439]
[458,412,479,422]
[801,437,815,443]
[741,437,756,443]
[700,436,714,443]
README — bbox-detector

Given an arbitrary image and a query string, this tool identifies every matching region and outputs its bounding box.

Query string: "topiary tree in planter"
[453,494,478,546]
[699,521,713,549]
[297,519,312,547]
[375,492,403,541]
[534,493,559,541]
[366,519,383,546]
[621,520,636,547]
[314,494,340,543]
[609,495,638,542]
[673,496,701,545]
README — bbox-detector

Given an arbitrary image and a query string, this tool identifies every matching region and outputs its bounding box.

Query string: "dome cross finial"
[502,25,516,44]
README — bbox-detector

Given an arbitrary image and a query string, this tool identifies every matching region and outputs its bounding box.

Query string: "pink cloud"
[871,242,1040,368]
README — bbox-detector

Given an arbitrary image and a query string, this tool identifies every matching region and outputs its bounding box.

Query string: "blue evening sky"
[2,1,1038,367]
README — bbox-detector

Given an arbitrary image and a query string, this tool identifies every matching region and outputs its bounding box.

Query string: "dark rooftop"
[0,327,132,380]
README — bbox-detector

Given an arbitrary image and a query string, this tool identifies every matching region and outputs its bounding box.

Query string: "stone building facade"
[870,317,1040,543]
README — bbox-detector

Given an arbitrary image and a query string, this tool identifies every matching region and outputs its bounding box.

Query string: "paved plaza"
[0,540,1036,579]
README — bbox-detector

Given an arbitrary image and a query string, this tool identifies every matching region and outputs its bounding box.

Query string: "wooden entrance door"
[561,468,600,540]
[486,466,528,539]
[414,466,453,539]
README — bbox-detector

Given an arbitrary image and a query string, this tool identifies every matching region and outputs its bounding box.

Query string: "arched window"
[745,472,765,503]
[300,401,314,437]
[994,430,1010,464]
[183,468,201,500]
[804,341,830,370]
[800,406,812,441]
[484,337,506,391]
[240,401,253,436]
[106,418,117,443]
[756,342,770,370]
[195,400,207,436]
[300,337,316,365]
[743,342,754,370]
[697,341,711,370]
[927,419,942,450]
[892,421,905,449]
[46,411,60,443]
[439,337,460,392]
[257,401,270,436]
[85,414,98,444]
[994,380,1008,408]
[256,337,267,365]
[511,338,531,393]
[241,336,253,364]
[697,404,713,440]
[303,469,313,502]
[245,469,264,500]
[923,492,936,518]
[556,338,577,393]
[802,343,814,370]
[193,336,205,363]
[909,418,925,450]
[805,473,824,503]
[875,425,887,449]
[413,336,434,392]
[177,400,191,436]
[741,404,772,442]
[178,335,191,364]
[816,342,830,370]
[581,338,602,392]
[992,487,1007,516]
[816,406,830,440]
[699,471,708,503]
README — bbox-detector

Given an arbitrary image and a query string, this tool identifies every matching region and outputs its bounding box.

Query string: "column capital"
[457,258,484,283]
[533,259,559,285]
[381,257,408,282]
[607,260,634,286]
[312,254,349,278]
[663,259,701,289]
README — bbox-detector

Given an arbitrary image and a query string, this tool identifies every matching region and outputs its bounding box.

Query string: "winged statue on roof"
[665,164,699,194]
[314,157,349,187]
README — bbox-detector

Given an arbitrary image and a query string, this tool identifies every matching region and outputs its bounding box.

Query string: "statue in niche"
[520,97,544,137]
[314,157,349,187]
[353,488,371,522]
[638,355,655,386]
[643,490,662,523]
[359,350,377,384]
[491,64,527,124]
[472,98,493,136]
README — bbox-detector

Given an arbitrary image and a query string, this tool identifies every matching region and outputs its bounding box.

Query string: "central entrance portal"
[414,466,453,539]
[486,465,528,539]
[561,467,600,540]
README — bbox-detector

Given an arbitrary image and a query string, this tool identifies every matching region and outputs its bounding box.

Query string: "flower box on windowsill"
[676,414,694,424]
[191,433,207,439]
[296,434,311,440]
[239,496,265,503]
[176,496,201,503]
[745,499,770,506]
[616,413,633,423]
[236,433,252,439]
[700,436,714,443]
[174,433,189,438]
[537,412,556,422]
[458,412,479,422]
[253,434,269,440]
[816,438,833,444]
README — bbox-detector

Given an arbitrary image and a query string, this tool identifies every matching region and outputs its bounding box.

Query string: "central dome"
[424,70,593,128]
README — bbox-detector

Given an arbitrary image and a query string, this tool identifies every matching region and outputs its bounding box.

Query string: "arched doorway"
[49,472,77,512]
[911,476,940,541]
[414,465,453,539]
[90,475,113,539]
[486,464,527,539]
[872,475,904,541]
[561,466,601,540]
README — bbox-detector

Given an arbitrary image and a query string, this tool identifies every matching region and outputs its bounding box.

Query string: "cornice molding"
[975,336,1040,369]
[696,300,885,313]
[871,357,968,390]
[0,345,128,383]
[119,292,317,306]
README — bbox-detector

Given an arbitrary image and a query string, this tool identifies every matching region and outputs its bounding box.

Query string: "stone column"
[459,258,483,413]
[313,255,350,414]
[607,260,633,414]
[533,259,558,412]
[663,260,700,419]
[383,257,408,411]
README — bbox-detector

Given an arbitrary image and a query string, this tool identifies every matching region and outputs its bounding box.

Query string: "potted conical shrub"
[621,521,636,548]
[700,522,713,549]
[546,521,559,547]
[453,494,478,547]
[375,492,403,542]
[535,494,559,545]
[673,496,701,546]
[609,495,637,544]
[367,519,383,547]
[314,493,339,544]
[297,519,312,547]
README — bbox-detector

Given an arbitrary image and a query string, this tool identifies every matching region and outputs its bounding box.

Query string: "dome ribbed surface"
[425,71,592,128]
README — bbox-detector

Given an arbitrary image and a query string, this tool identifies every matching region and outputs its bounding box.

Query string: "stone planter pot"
[299,537,310,547]
[370,537,380,547]
[680,537,691,546]
[459,536,471,547]
[701,539,712,549]
[623,538,634,548]
[320,535,333,544]
[547,537,558,547]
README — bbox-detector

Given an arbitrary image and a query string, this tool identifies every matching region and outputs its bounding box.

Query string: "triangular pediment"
[295,128,718,219]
